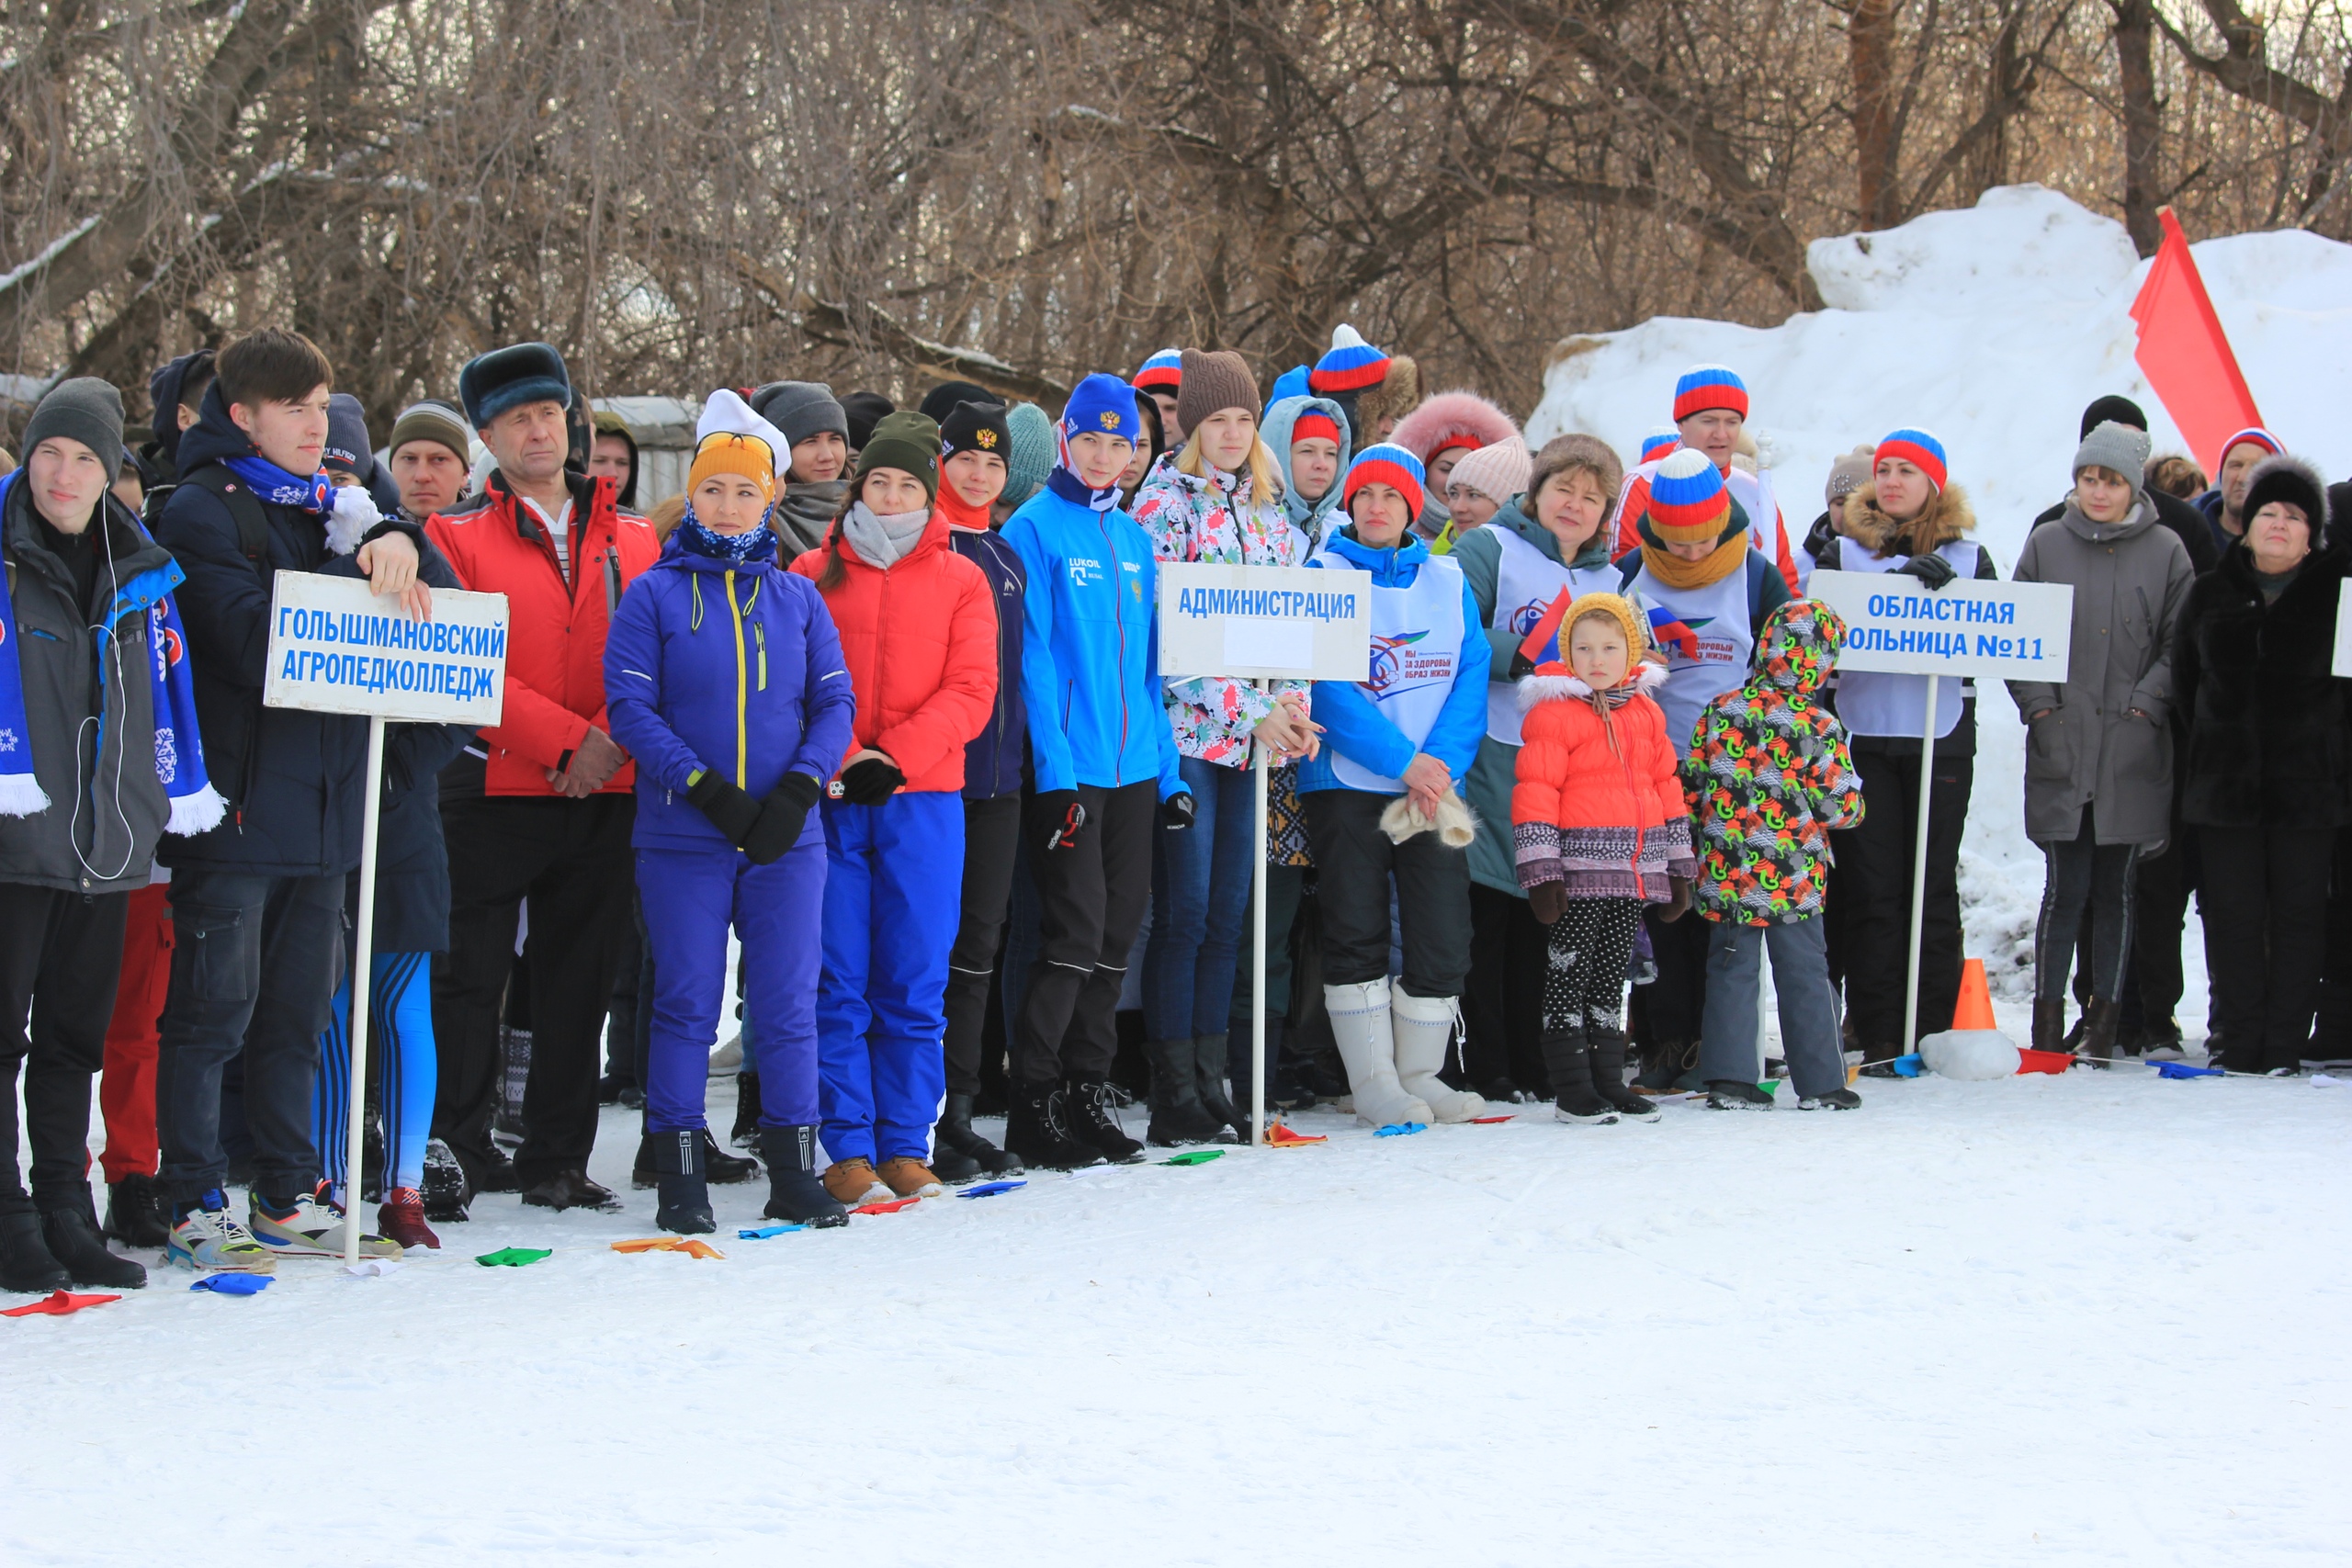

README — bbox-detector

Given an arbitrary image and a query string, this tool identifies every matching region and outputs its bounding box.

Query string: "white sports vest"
[1831,539,1981,739]
[1626,557,1753,758]
[1485,525,1619,747]
[1314,547,1466,794]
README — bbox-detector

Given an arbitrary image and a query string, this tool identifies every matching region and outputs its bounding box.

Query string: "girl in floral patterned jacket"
[1129,349,1321,1145]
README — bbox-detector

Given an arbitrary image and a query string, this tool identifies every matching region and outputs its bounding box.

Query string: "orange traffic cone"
[1952,958,1997,1032]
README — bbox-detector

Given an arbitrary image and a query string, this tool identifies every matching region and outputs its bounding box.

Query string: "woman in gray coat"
[2008,421,2194,1061]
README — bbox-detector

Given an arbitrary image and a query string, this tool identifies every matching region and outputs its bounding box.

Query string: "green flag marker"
[1161,1150,1224,1167]
[475,1247,553,1268]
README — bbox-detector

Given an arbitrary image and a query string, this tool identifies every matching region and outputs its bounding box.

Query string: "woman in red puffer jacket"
[790,412,998,1204]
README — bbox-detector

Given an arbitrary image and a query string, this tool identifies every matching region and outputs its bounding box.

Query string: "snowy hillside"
[1528,186,2352,1001]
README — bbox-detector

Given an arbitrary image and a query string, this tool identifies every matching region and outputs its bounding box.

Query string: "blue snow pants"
[639,836,826,1134]
[817,791,964,1165]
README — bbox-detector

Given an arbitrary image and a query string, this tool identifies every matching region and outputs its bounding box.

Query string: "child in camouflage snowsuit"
[1680,600,1867,1110]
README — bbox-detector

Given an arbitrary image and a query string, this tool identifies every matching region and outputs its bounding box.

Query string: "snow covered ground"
[7,1020,2350,1567]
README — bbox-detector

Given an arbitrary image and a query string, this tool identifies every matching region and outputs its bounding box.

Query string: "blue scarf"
[677,503,778,566]
[1046,467,1121,513]
[0,472,224,834]
[222,453,333,515]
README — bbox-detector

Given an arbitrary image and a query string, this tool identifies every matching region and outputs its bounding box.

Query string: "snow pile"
[1528,185,2352,1007]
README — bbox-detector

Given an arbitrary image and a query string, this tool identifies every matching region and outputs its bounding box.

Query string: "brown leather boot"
[876,1156,944,1199]
[2031,996,2068,1055]
[820,1157,891,1206]
[2080,997,2122,1067]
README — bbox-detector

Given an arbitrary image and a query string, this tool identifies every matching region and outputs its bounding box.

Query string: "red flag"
[2129,209,2264,474]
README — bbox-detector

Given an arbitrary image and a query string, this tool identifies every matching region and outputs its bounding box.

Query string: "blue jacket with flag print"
[1001,486,1183,798]
[603,536,858,851]
[1299,526,1487,795]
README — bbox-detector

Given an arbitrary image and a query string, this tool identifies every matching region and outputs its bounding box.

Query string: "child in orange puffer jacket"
[1511,592,1695,1125]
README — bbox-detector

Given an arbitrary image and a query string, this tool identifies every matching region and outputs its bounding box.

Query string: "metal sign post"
[264,570,508,1260]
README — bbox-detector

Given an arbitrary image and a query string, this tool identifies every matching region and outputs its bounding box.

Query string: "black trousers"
[433,794,634,1188]
[1463,883,1548,1090]
[1303,788,1471,998]
[2312,831,2352,1055]
[1634,904,1712,1046]
[2199,824,2331,1072]
[2035,806,2140,1007]
[1832,748,1971,1052]
[944,794,1023,1096]
[1015,781,1156,1083]
[0,884,128,1215]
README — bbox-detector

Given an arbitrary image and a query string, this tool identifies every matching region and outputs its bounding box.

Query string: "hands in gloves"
[1034,789,1085,852]
[686,770,763,847]
[1528,881,1568,926]
[1894,552,1956,591]
[836,754,906,807]
[742,773,821,865]
[1161,792,1195,830]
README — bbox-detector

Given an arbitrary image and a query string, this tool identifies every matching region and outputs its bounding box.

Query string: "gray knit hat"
[750,380,849,451]
[1002,401,1056,509]
[1826,444,1874,506]
[388,399,471,465]
[22,377,125,471]
[2074,420,2153,487]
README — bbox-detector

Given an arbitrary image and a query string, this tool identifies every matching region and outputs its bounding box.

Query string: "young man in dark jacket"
[152,329,426,1271]
[0,379,208,1293]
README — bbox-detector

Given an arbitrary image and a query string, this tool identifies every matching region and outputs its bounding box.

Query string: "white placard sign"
[2334,581,2352,677]
[263,570,509,725]
[1158,561,1372,682]
[1805,570,2074,680]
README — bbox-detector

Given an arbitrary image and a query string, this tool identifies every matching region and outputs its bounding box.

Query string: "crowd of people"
[0,320,2336,1296]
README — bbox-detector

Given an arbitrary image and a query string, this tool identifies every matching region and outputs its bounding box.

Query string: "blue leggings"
[314,952,437,1198]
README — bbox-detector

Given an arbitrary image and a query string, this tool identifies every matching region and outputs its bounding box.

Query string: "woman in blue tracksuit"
[1303,445,1490,1129]
[605,391,857,1233]
[1000,373,1190,1170]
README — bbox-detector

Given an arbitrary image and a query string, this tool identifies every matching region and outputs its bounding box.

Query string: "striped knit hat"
[1342,442,1426,521]
[2217,426,2283,468]
[1645,446,1731,544]
[1638,425,1679,465]
[1132,348,1183,394]
[1291,409,1342,447]
[1310,324,1391,395]
[1671,364,1748,423]
[1874,427,1948,491]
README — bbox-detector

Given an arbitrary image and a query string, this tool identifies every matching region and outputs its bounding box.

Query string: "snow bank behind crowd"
[1528,185,2352,1007]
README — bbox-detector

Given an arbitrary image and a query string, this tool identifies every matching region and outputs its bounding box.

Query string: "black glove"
[1894,552,1956,591]
[1662,875,1693,922]
[1161,792,1195,830]
[1033,789,1085,852]
[837,755,906,807]
[742,773,821,865]
[1528,881,1568,926]
[686,771,762,848]
[1507,644,1537,681]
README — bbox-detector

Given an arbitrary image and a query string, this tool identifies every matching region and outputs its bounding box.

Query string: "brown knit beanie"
[1176,349,1257,437]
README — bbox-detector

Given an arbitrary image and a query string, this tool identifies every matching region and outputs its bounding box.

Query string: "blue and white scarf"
[223,453,334,515]
[0,472,225,834]
[677,502,778,566]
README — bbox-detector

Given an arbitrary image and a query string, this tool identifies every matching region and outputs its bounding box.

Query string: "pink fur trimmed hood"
[1389,390,1520,466]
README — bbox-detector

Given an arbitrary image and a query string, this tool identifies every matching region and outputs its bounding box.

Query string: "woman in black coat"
[2172,454,2351,1074]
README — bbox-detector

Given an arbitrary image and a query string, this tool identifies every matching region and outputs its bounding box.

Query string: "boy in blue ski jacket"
[1302,444,1489,1129]
[999,373,1189,1169]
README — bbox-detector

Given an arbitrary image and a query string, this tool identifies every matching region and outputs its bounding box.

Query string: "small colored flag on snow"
[1161,1150,1223,1166]
[2130,209,2266,474]
[2,1289,119,1317]
[612,1237,726,1259]
[189,1274,271,1295]
[957,1180,1026,1198]
[1266,1122,1327,1146]
[475,1247,552,1268]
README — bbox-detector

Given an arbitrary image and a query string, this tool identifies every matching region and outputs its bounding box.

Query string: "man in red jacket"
[425,344,659,1213]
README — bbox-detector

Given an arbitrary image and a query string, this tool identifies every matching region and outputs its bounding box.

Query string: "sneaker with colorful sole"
[167,1192,277,1273]
[248,1187,403,1259]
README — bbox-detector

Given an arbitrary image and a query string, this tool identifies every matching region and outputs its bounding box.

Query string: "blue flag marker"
[958,1180,1027,1199]
[190,1274,272,1295]
[2152,1061,2224,1079]
[1374,1122,1428,1137]
[737,1224,807,1239]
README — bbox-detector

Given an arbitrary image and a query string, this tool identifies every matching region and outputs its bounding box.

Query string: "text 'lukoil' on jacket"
[1297,525,1487,795]
[424,468,659,798]
[603,533,858,851]
[789,507,999,795]
[1001,482,1184,799]
[1510,659,1693,901]
[1679,599,1865,925]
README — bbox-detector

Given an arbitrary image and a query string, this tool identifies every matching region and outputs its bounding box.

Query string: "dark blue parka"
[949,520,1026,799]
[603,536,857,850]
[153,383,424,877]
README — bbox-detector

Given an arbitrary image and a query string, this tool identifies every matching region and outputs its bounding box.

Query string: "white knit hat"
[1444,434,1532,504]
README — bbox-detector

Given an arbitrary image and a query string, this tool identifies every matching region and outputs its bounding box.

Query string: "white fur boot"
[1323,978,1431,1128]
[1391,989,1487,1122]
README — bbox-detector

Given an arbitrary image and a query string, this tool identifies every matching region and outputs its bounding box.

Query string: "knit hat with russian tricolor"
[1671,364,1747,423]
[1309,324,1391,395]
[1341,442,1426,521]
[1638,426,1679,465]
[1132,348,1183,394]
[1645,446,1731,544]
[1874,427,1948,491]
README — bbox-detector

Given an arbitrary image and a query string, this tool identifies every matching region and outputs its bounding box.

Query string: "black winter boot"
[42,1198,147,1289]
[1587,1027,1661,1122]
[1145,1038,1223,1147]
[649,1129,715,1235]
[934,1092,1022,1179]
[421,1138,469,1223]
[2031,995,2067,1055]
[1064,1075,1146,1164]
[730,1072,762,1150]
[104,1172,169,1248]
[0,1209,69,1294]
[2080,996,2121,1068]
[1004,1080,1106,1171]
[757,1124,849,1228]
[1193,1032,1248,1143]
[702,1129,758,1184]
[1540,1030,1618,1124]
[1706,1079,1775,1110]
